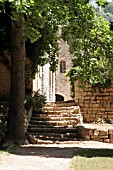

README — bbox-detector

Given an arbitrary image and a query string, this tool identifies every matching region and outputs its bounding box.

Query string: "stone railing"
[75,81,113,123]
[77,123,113,143]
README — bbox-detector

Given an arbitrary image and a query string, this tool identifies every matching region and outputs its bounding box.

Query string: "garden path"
[0,141,113,170]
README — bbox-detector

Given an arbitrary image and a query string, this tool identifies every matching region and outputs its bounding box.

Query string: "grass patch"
[0,150,9,155]
[71,149,113,170]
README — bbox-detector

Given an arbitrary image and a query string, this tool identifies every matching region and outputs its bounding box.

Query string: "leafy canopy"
[1,0,113,92]
[0,0,68,75]
[62,0,113,95]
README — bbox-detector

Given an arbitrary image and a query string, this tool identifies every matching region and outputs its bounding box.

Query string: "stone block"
[82,114,87,120]
[97,100,101,103]
[110,92,113,95]
[92,108,98,111]
[108,129,113,135]
[83,135,90,140]
[89,129,93,135]
[76,93,82,99]
[108,115,113,119]
[104,139,111,143]
[84,103,90,108]
[93,138,103,142]
[109,139,113,143]
[87,118,94,122]
[94,129,99,136]
[110,134,113,139]
[99,135,108,139]
[91,135,99,139]
[91,101,97,104]
[99,108,106,112]
[99,130,108,136]
[102,115,108,119]
[106,108,113,112]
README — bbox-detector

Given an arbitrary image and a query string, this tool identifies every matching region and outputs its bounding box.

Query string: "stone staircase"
[27,101,82,144]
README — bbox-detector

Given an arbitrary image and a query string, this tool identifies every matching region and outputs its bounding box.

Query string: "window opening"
[60,60,66,73]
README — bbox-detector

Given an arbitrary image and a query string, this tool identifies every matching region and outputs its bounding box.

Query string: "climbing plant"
[62,0,113,97]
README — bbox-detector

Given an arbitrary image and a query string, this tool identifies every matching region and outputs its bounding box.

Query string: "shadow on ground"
[8,145,76,158]
[4,145,113,158]
[73,148,113,158]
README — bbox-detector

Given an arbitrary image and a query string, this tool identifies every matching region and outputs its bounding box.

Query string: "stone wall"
[0,61,10,105]
[75,81,113,123]
[77,124,113,143]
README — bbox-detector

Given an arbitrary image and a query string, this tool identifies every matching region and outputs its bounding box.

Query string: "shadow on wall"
[55,94,64,102]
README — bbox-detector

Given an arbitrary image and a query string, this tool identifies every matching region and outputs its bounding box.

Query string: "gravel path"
[1,141,113,170]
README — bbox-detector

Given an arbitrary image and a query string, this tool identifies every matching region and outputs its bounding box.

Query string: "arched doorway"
[55,94,64,102]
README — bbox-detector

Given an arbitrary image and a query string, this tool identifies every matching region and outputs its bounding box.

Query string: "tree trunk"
[6,14,26,145]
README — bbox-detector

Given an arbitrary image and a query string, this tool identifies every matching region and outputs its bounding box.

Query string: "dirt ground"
[0,141,113,170]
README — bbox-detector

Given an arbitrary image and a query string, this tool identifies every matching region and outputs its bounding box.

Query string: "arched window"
[60,60,66,73]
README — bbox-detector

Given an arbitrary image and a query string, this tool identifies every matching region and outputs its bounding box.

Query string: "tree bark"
[6,14,26,145]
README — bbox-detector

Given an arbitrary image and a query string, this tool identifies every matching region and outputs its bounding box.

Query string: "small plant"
[94,118,106,124]
[24,95,35,112]
[105,119,113,124]
[32,91,46,111]
[25,90,46,112]
[94,118,113,124]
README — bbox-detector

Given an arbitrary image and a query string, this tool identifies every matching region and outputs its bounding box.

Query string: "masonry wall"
[75,81,113,123]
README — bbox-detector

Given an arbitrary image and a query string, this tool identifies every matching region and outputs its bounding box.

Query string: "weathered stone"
[104,139,111,143]
[91,135,99,139]
[99,135,108,139]
[108,129,113,135]
[94,129,99,136]
[26,133,37,144]
[82,135,90,140]
[99,130,108,136]
[109,139,113,143]
[110,134,113,139]
[89,129,93,136]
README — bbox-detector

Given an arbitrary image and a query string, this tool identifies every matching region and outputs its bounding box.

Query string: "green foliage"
[0,0,69,80]
[1,0,113,93]
[25,90,46,111]
[63,1,113,94]
[104,2,113,14]
[96,0,109,7]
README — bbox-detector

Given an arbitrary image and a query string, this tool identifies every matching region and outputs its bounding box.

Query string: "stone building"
[0,39,73,104]
[33,64,55,102]
[32,38,73,102]
[55,39,73,101]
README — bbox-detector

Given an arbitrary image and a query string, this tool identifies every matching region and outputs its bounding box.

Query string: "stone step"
[29,132,77,141]
[29,124,76,128]
[29,120,78,127]
[27,127,77,133]
[31,116,80,121]
[32,112,81,118]
[43,106,80,112]
[45,101,76,107]
[27,102,81,143]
